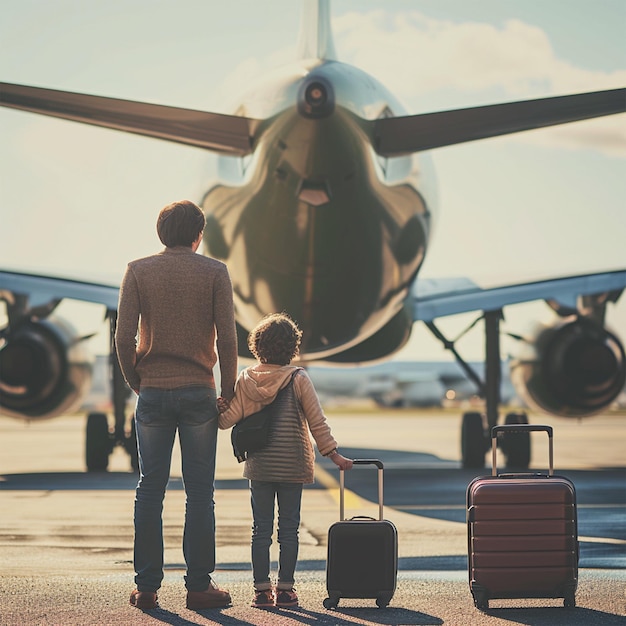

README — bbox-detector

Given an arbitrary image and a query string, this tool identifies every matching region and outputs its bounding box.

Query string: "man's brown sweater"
[115,246,238,399]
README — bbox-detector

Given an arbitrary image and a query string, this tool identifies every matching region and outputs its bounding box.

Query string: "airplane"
[83,354,518,410]
[1,0,625,472]
[308,360,519,409]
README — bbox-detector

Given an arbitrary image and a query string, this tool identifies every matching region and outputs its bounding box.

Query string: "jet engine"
[510,317,625,418]
[0,315,93,419]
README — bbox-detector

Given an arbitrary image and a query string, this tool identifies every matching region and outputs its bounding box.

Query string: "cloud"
[332,10,626,156]
[334,11,626,97]
[520,115,626,157]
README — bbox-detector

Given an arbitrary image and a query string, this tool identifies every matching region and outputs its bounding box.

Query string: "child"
[218,313,353,609]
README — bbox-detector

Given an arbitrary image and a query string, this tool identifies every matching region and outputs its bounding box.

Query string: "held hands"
[217,397,230,414]
[330,452,353,471]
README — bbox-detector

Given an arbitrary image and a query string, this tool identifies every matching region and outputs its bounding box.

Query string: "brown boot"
[129,589,158,609]
[186,580,232,609]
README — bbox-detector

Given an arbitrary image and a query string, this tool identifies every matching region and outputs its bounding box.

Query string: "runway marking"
[315,464,364,511]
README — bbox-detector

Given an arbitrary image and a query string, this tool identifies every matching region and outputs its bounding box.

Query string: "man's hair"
[248,313,302,365]
[156,200,206,247]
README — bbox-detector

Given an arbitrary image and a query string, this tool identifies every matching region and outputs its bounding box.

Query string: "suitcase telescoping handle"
[339,459,384,521]
[491,424,554,477]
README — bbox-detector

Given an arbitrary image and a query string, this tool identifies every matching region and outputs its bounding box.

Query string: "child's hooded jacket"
[219,364,338,483]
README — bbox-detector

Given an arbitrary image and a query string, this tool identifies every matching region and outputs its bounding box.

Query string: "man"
[116,199,237,610]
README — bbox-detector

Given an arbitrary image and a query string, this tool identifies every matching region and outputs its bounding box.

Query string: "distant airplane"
[1,0,625,471]
[82,355,517,411]
[307,361,518,408]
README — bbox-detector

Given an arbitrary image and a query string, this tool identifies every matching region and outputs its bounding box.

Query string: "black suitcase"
[323,459,398,609]
[467,425,578,610]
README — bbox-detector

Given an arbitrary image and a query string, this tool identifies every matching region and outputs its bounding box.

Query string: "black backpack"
[231,368,301,463]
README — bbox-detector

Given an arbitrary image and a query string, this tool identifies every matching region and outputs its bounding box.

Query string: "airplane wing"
[0,269,119,313]
[2,82,623,158]
[3,268,624,325]
[413,270,626,322]
[0,82,258,156]
[373,88,626,156]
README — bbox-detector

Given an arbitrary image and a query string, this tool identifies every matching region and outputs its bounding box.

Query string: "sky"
[0,0,625,362]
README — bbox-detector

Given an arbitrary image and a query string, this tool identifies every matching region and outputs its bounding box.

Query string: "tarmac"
[0,407,625,625]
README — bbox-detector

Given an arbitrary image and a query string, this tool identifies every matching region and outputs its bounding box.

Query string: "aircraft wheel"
[503,412,530,469]
[86,412,111,472]
[461,412,486,469]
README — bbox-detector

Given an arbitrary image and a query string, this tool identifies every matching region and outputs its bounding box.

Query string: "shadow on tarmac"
[133,606,209,626]
[196,606,442,626]
[129,605,444,626]
[478,606,626,626]
[267,606,444,625]
[187,605,626,626]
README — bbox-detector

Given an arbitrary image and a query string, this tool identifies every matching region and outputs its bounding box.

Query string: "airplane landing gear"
[429,311,531,471]
[460,410,531,470]
[85,311,138,473]
[85,411,138,472]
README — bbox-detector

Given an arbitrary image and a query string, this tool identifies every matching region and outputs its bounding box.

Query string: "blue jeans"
[250,481,303,591]
[134,385,218,592]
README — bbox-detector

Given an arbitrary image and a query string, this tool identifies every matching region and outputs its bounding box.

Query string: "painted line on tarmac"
[314,464,364,511]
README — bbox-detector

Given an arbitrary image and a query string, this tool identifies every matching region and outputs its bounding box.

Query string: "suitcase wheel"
[323,596,339,609]
[376,594,392,608]
[472,592,489,611]
[471,583,489,611]
[564,595,576,608]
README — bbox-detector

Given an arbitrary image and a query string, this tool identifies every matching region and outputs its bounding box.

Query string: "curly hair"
[248,313,302,365]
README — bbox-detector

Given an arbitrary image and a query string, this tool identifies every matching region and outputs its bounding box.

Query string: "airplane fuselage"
[202,59,438,361]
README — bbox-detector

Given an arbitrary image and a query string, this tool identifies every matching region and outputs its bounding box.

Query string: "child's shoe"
[252,588,275,609]
[275,588,298,608]
[129,589,158,609]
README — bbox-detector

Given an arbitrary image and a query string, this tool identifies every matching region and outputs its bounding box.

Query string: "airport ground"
[0,406,625,625]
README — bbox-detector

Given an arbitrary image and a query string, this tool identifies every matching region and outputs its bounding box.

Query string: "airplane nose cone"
[297,76,334,119]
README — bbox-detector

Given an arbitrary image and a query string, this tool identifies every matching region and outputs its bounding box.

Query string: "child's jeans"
[250,480,303,590]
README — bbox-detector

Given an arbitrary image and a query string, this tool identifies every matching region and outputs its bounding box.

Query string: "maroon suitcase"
[467,424,578,610]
